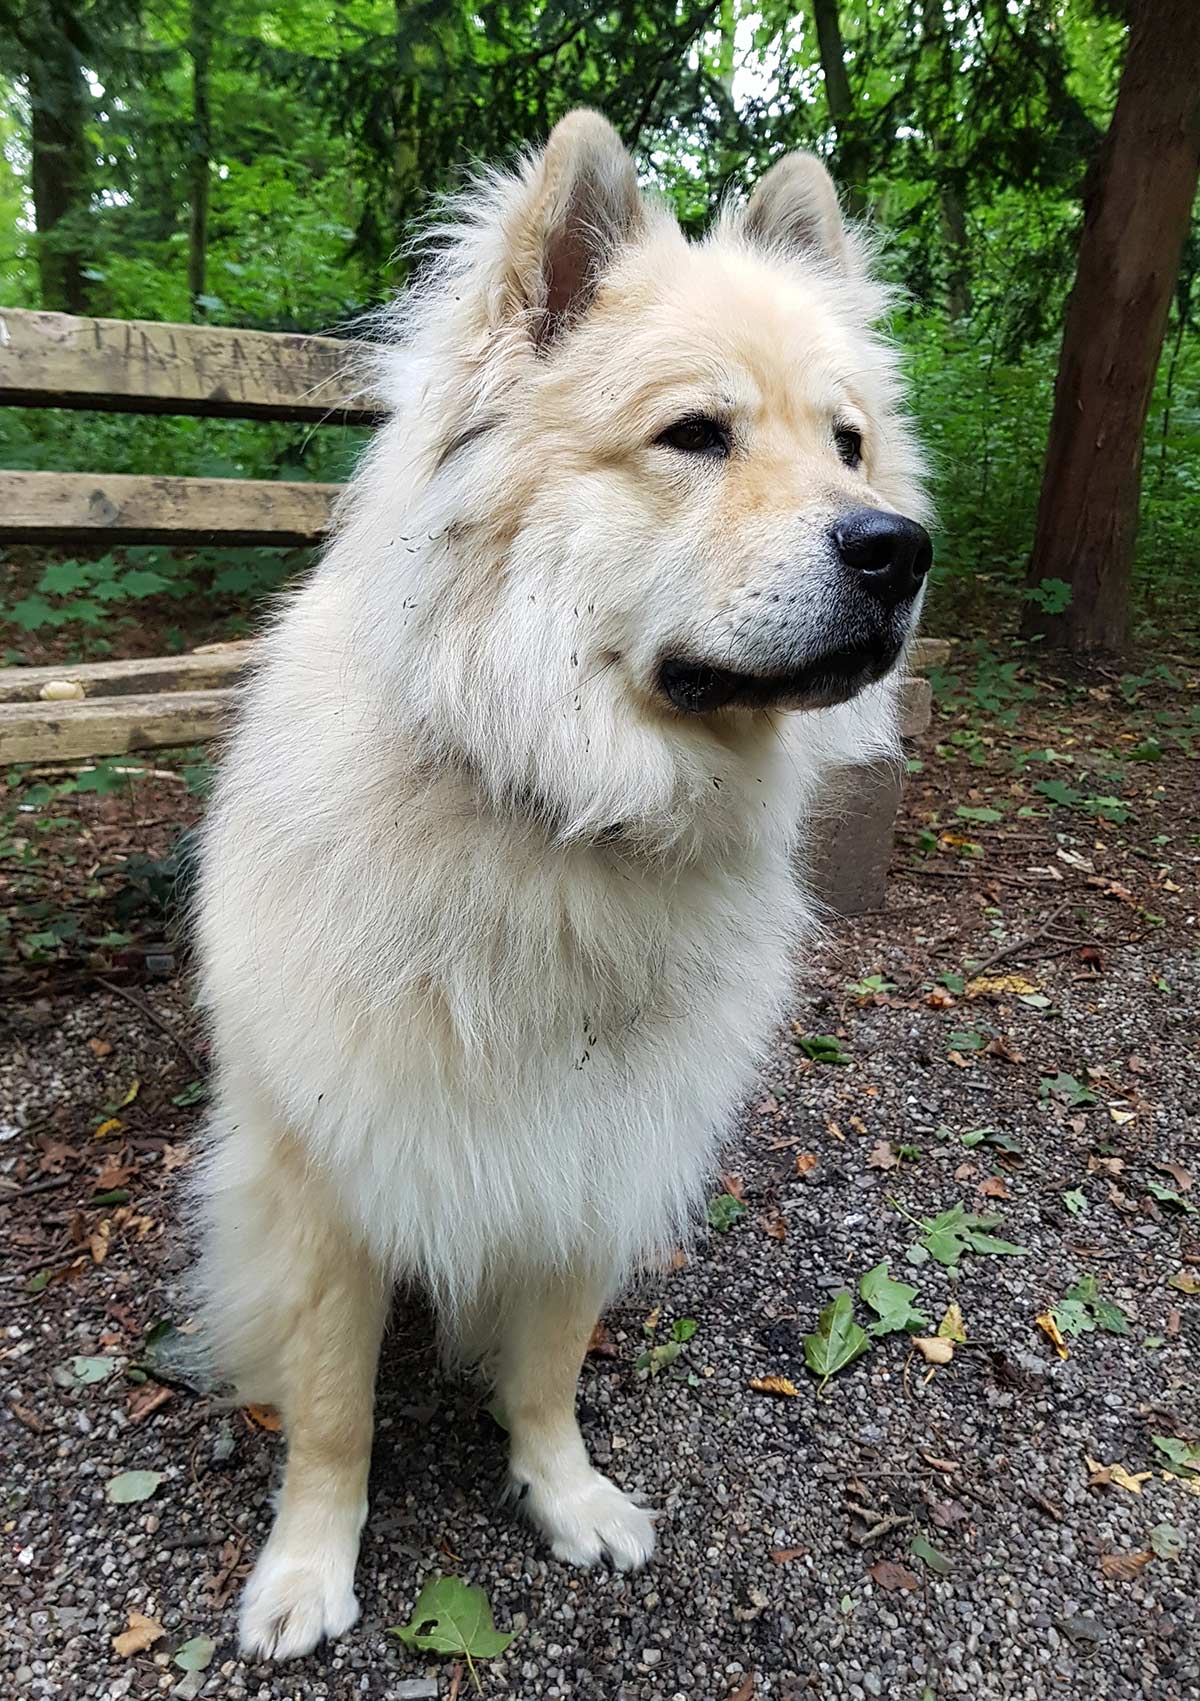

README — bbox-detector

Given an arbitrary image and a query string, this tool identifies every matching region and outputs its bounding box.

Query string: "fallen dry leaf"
[1036,1313,1069,1359]
[243,1404,282,1432]
[112,1610,166,1657]
[866,1140,899,1170]
[922,1454,960,1474]
[127,1383,174,1423]
[947,1049,971,1069]
[794,1151,818,1176]
[1086,1456,1152,1494]
[985,1035,1026,1064]
[89,1222,111,1265]
[1153,1160,1192,1193]
[1168,1269,1200,1296]
[88,1037,113,1059]
[748,1376,799,1398]
[968,973,1040,999]
[912,1336,954,1366]
[1088,1154,1125,1176]
[762,1212,788,1241]
[720,1171,745,1201]
[769,1547,808,1564]
[938,1303,967,1344]
[869,1559,920,1592]
[586,1321,618,1358]
[1100,1550,1153,1582]
[978,1176,1010,1199]
[93,1118,124,1141]
[727,1675,756,1701]
[926,986,956,1008]
[160,1143,192,1171]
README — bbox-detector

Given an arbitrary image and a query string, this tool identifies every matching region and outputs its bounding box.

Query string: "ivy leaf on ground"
[1149,1523,1184,1560]
[803,1292,870,1389]
[53,1355,115,1387]
[1052,1275,1129,1338]
[106,1470,165,1504]
[173,1637,216,1672]
[390,1576,513,1690]
[910,1533,954,1575]
[858,1262,929,1337]
[1145,1180,1196,1215]
[1040,1072,1098,1108]
[797,1033,852,1066]
[1153,1437,1200,1479]
[707,1193,747,1232]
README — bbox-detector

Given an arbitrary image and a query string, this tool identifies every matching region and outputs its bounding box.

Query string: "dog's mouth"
[658,641,898,716]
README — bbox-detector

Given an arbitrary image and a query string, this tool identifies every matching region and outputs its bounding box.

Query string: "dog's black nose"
[832,508,932,606]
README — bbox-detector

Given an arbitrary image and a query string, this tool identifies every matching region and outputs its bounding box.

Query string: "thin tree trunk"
[1023,0,1200,654]
[28,0,89,313]
[187,0,213,318]
[811,0,864,212]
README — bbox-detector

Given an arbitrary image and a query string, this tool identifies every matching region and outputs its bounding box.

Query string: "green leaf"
[173,1636,216,1672]
[803,1292,870,1387]
[171,1079,208,1107]
[706,1193,747,1232]
[1063,1189,1088,1216]
[858,1262,929,1337]
[671,1317,698,1342]
[798,1033,851,1065]
[634,1339,683,1377]
[58,1354,116,1385]
[955,805,1002,823]
[1039,1072,1098,1107]
[1149,1523,1184,1561]
[1054,1275,1127,1338]
[106,1469,164,1504]
[92,1188,130,1206]
[37,560,95,595]
[390,1576,513,1685]
[910,1533,954,1575]
[946,1029,987,1052]
[1152,1437,1200,1479]
[1145,1181,1196,1215]
[963,1230,1027,1257]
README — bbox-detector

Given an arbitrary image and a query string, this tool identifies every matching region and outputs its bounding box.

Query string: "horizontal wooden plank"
[0,307,383,424]
[0,471,337,547]
[0,688,236,764]
[0,643,255,704]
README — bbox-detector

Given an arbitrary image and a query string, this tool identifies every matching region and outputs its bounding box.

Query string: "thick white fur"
[192,112,927,1659]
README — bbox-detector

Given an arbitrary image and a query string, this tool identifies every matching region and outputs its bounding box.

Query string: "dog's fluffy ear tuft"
[742,153,854,276]
[506,110,645,346]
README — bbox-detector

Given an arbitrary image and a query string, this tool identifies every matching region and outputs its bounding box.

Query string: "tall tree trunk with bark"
[187,0,214,318]
[811,0,865,213]
[1023,0,1200,654]
[28,0,90,313]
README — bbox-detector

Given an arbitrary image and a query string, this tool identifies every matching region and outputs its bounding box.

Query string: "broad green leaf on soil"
[1149,1523,1184,1561]
[946,1029,987,1052]
[173,1637,216,1672]
[671,1317,698,1342]
[390,1576,513,1689]
[803,1292,870,1387]
[960,1127,1022,1154]
[54,1355,116,1387]
[106,1470,164,1504]
[137,1320,222,1395]
[858,1262,929,1337]
[1145,1181,1197,1215]
[707,1193,747,1233]
[1040,1072,1098,1108]
[1063,1189,1088,1216]
[1052,1275,1129,1338]
[910,1533,953,1575]
[1153,1437,1200,1479]
[914,1204,1027,1268]
[634,1340,683,1377]
[798,1033,851,1066]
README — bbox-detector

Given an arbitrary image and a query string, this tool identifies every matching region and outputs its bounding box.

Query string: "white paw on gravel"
[517,1465,656,1571]
[238,1543,360,1661]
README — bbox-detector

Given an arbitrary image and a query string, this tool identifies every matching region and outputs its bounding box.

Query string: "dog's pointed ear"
[742,153,854,276]
[506,110,646,346]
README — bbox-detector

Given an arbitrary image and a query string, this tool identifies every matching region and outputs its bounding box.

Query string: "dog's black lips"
[659,642,896,714]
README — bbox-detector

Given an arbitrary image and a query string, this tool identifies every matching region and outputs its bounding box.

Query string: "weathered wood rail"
[0,304,945,913]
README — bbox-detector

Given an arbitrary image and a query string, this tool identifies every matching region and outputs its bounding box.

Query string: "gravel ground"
[3,671,1199,1701]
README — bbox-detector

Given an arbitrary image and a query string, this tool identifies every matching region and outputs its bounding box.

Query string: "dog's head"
[360,111,929,847]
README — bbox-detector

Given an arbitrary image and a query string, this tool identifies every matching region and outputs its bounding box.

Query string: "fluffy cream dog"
[194,110,929,1660]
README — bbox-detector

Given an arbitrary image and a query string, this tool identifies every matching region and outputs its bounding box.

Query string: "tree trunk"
[187,0,214,318]
[1023,0,1200,654]
[811,0,865,213]
[28,0,89,314]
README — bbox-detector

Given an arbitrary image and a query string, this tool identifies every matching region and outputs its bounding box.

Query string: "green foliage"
[390,1576,513,1689]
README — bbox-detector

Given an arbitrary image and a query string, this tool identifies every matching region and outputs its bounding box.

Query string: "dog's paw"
[238,1542,360,1661]
[517,1465,656,1572]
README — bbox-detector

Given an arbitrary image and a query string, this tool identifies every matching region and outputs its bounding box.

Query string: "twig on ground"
[0,1175,71,1206]
[964,901,1072,977]
[90,975,205,1075]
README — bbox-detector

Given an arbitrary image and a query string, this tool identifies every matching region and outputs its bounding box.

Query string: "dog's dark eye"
[656,415,731,459]
[835,425,863,469]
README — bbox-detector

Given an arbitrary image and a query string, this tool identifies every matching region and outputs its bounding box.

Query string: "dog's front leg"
[229,1192,388,1662]
[496,1268,655,1571]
